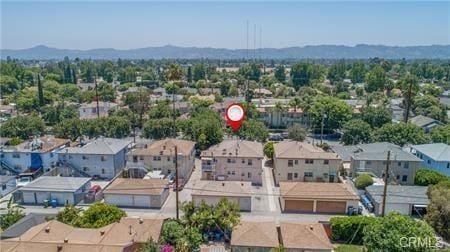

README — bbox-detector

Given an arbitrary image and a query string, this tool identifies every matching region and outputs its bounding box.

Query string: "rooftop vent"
[309,226,314,230]
[45,227,50,233]
[139,218,144,224]
[222,182,225,186]
[64,238,69,243]
[100,231,105,236]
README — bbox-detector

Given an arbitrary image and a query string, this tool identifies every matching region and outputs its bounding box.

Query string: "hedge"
[414,169,449,186]
[355,173,373,190]
[330,216,376,245]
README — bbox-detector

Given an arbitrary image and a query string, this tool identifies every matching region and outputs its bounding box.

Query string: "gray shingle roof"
[411,143,450,161]
[351,142,422,162]
[63,137,130,155]
[409,115,440,128]
[366,185,429,205]
[19,176,91,192]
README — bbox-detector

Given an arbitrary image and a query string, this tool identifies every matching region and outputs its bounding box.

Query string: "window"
[12,154,20,158]
[288,160,293,167]
[205,160,211,165]
[324,160,329,165]
[167,157,171,161]
[248,172,251,178]
[101,169,105,174]
[153,156,161,161]
[402,175,408,182]
[305,159,314,164]
[366,161,371,165]
[139,156,144,161]
[294,160,298,165]
[247,159,253,166]
[403,162,409,169]
[83,167,89,172]
[50,153,54,158]
[241,173,245,177]
[287,173,293,180]
[304,172,313,177]
[101,156,106,161]
[398,162,401,166]
[82,155,88,160]
[2,184,6,190]
[231,171,235,175]
[294,173,298,178]
[227,159,231,163]
[227,171,231,175]
[447,163,449,169]
[396,175,400,180]
[241,159,245,164]
[427,159,431,164]
[168,169,172,173]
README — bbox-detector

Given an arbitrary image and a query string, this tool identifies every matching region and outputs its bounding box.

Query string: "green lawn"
[334,244,365,252]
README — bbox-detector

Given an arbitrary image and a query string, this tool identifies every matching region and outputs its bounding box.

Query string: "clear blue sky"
[1,1,449,50]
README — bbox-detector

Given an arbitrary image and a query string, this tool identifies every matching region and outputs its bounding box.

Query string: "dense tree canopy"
[309,96,352,133]
[373,122,430,147]
[341,119,372,145]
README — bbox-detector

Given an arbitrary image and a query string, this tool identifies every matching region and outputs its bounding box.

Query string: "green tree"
[0,198,25,230]
[53,118,84,141]
[186,65,193,83]
[363,212,436,252]
[350,61,367,84]
[355,173,373,189]
[412,94,447,122]
[309,96,352,133]
[192,63,206,82]
[238,63,261,82]
[414,169,449,186]
[237,119,269,142]
[37,74,44,107]
[289,97,302,113]
[0,115,45,140]
[291,62,312,89]
[397,74,419,122]
[328,61,346,84]
[160,219,202,251]
[73,203,126,228]
[425,181,450,240]
[430,124,450,144]
[123,89,151,127]
[164,63,184,82]
[287,123,307,141]
[360,106,392,128]
[341,119,372,145]
[373,122,430,147]
[264,142,275,159]
[0,75,20,95]
[148,101,178,119]
[330,216,376,244]
[140,238,160,252]
[181,108,224,150]
[56,204,82,226]
[274,65,286,83]
[143,118,177,139]
[365,66,386,93]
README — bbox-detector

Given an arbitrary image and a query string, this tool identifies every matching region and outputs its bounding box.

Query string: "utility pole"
[381,150,390,217]
[174,145,179,220]
[94,75,100,118]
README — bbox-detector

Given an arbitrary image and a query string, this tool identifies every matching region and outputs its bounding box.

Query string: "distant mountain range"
[1,44,450,60]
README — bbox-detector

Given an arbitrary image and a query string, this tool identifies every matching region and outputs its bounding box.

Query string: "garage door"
[316,201,346,213]
[105,194,133,207]
[284,200,314,212]
[133,195,151,208]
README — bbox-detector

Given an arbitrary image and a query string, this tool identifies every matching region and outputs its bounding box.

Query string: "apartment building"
[201,139,263,185]
[273,141,341,185]
[59,137,131,179]
[127,138,196,179]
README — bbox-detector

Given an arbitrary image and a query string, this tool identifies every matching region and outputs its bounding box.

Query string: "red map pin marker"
[225,103,245,132]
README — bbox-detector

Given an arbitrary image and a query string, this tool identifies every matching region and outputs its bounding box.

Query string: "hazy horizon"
[1,1,449,50]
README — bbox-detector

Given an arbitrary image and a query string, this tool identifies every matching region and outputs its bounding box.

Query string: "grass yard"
[334,244,365,252]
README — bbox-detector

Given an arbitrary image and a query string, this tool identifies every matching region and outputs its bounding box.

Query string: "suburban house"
[280,182,359,214]
[0,175,16,197]
[230,221,279,252]
[408,143,450,176]
[349,142,422,185]
[59,137,131,179]
[409,115,441,133]
[127,138,196,180]
[78,101,118,119]
[201,140,263,185]
[256,105,306,128]
[253,88,273,98]
[366,185,429,217]
[0,217,164,252]
[191,180,252,211]
[273,141,342,184]
[0,136,70,175]
[103,178,170,208]
[280,222,333,252]
[13,176,91,205]
[331,145,356,177]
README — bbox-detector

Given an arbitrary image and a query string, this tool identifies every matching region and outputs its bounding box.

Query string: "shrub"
[414,169,449,186]
[355,173,373,190]
[330,216,376,244]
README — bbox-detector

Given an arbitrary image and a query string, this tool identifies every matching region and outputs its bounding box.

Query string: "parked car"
[268,133,283,141]
[84,185,102,202]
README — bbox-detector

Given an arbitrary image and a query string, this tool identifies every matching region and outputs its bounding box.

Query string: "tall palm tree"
[397,74,419,123]
[164,63,183,83]
[289,96,302,113]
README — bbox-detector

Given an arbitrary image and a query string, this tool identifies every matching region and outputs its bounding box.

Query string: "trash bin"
[51,199,58,208]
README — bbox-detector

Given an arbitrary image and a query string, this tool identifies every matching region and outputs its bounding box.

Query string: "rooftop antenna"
[94,74,100,118]
[259,26,262,60]
[253,24,257,60]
